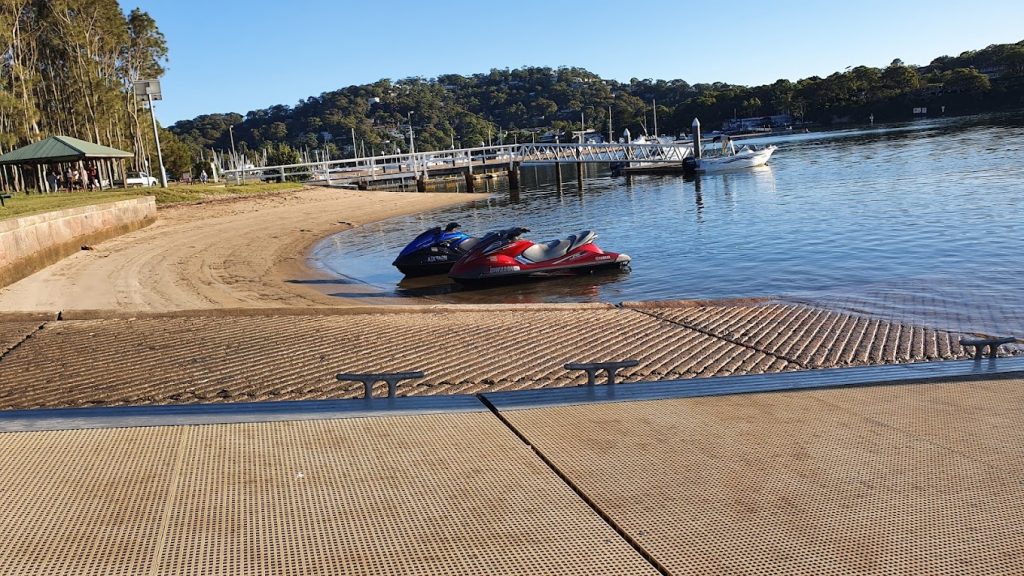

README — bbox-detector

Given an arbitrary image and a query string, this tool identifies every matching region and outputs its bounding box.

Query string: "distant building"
[722,114,792,133]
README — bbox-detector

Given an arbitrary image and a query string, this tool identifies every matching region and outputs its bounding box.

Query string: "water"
[312,113,1024,336]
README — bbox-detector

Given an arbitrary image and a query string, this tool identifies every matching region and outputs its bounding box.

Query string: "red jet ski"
[448,227,630,285]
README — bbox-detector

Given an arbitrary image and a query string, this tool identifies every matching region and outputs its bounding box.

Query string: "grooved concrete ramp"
[0,321,41,355]
[0,414,659,575]
[635,302,971,368]
[0,303,989,411]
[502,378,1024,575]
[0,309,785,409]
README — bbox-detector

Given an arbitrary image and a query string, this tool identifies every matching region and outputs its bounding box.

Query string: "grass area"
[0,182,304,221]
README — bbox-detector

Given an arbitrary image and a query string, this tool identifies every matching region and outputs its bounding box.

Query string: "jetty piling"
[508,161,520,190]
[575,148,584,188]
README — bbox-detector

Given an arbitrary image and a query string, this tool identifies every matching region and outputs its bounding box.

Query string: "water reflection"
[693,177,704,221]
[312,113,1024,335]
[394,267,628,303]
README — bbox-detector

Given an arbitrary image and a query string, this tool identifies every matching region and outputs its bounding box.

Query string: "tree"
[0,0,167,192]
[943,68,991,94]
[768,79,794,114]
[265,142,301,181]
[741,97,762,116]
[881,63,920,96]
[1004,46,1024,75]
[158,127,192,178]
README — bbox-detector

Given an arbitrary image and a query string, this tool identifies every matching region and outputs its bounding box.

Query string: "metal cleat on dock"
[564,360,639,386]
[959,336,1018,360]
[336,371,426,399]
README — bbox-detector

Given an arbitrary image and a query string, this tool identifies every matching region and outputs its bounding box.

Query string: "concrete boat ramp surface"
[1,302,1023,574]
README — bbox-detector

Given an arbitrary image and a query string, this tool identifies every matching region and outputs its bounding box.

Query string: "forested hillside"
[3,2,1022,182]
[170,40,1024,171]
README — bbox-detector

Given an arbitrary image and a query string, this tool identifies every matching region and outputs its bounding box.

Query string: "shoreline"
[0,186,492,313]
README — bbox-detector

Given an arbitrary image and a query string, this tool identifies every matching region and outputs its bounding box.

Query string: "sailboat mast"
[652,98,658,138]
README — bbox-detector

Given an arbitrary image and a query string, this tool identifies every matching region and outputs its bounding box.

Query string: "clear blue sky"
[122,0,1024,125]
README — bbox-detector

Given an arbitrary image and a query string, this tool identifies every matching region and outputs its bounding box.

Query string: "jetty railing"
[221,142,693,185]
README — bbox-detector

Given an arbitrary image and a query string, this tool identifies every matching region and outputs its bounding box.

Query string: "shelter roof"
[0,135,132,165]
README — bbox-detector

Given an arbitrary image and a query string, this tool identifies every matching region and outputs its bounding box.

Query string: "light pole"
[133,80,167,188]
[148,93,168,188]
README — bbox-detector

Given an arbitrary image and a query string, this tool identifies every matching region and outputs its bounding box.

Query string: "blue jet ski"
[392,222,479,277]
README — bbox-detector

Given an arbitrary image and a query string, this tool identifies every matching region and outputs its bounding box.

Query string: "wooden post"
[120,159,128,188]
[508,161,520,190]
[416,173,427,192]
[575,148,584,188]
[463,168,475,193]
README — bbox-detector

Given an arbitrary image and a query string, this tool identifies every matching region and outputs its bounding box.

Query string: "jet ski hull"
[449,231,630,285]
[450,257,631,286]
[393,224,475,277]
[393,247,465,277]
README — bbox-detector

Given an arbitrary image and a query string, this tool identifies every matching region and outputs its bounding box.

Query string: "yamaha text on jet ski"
[448,227,630,285]
[392,223,479,277]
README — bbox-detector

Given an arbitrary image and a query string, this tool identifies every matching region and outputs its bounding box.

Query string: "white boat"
[687,136,777,173]
[692,145,776,172]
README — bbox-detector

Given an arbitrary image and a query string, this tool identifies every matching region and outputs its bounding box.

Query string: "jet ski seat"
[457,237,481,251]
[521,230,596,262]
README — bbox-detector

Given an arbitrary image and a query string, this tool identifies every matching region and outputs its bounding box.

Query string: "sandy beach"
[0,186,490,313]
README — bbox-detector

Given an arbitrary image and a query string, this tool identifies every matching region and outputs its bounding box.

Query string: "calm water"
[312,113,1024,336]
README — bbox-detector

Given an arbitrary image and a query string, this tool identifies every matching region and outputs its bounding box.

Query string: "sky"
[120,0,1024,125]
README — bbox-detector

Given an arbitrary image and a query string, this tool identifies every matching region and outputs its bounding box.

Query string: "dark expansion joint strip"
[0,321,48,363]
[627,307,808,369]
[477,394,671,576]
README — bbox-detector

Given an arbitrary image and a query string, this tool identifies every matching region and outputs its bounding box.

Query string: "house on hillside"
[722,114,792,133]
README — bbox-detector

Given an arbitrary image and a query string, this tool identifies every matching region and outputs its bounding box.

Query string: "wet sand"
[0,186,490,313]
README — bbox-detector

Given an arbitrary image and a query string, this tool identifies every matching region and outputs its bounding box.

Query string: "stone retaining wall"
[0,197,156,288]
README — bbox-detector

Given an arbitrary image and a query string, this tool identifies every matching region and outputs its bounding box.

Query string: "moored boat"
[684,144,777,173]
